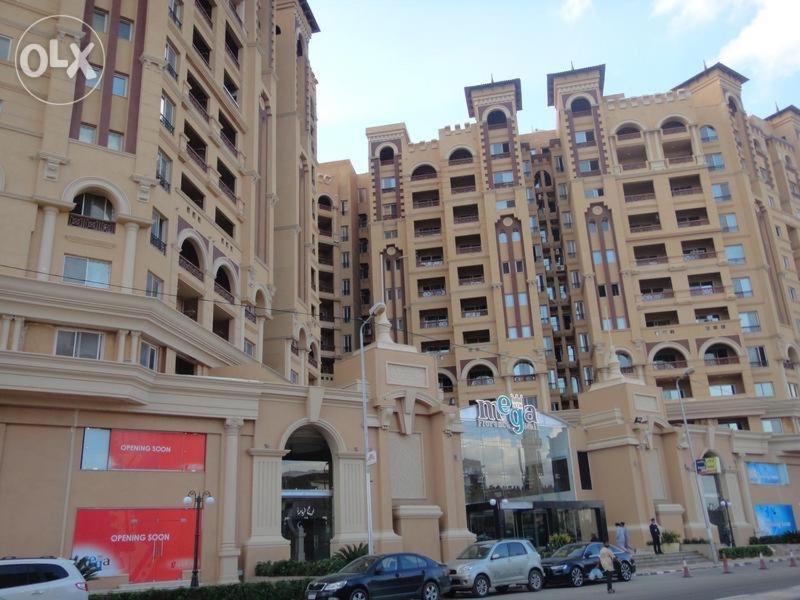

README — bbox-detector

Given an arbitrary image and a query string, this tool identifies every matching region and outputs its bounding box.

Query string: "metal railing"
[459,276,485,285]
[616,131,641,140]
[421,319,448,329]
[68,213,116,234]
[671,186,702,196]
[704,356,740,366]
[160,114,175,133]
[410,172,437,181]
[468,376,495,386]
[621,161,647,171]
[169,6,183,28]
[462,309,488,318]
[196,0,212,25]
[419,288,446,297]
[635,256,668,266]
[413,198,439,209]
[456,245,481,254]
[629,223,661,233]
[218,179,238,203]
[214,282,234,303]
[690,286,724,296]
[682,250,716,261]
[624,192,656,202]
[417,259,444,267]
[677,217,709,227]
[186,144,207,170]
[668,155,694,165]
[179,256,204,281]
[415,228,441,237]
[448,157,473,166]
[662,125,687,135]
[150,233,167,254]
[641,291,674,301]
[188,94,209,121]
[651,360,688,370]
[245,306,257,323]
[451,185,477,194]
[454,214,479,224]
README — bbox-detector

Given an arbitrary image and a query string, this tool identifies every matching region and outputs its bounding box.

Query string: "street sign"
[696,456,720,475]
[366,449,377,466]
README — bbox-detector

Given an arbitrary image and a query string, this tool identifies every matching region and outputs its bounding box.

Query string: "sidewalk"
[718,585,800,599]
[636,554,798,576]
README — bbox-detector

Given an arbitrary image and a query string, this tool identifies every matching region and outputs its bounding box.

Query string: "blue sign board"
[754,504,797,536]
[746,462,789,486]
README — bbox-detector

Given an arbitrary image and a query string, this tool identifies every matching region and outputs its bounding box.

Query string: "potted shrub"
[661,530,681,554]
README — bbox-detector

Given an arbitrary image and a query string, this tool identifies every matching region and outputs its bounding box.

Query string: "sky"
[309,0,800,173]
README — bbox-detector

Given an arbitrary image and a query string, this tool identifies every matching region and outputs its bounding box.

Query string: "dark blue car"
[541,542,635,587]
[306,553,452,600]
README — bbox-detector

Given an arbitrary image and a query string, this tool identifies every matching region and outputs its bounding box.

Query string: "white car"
[448,539,544,597]
[0,557,88,599]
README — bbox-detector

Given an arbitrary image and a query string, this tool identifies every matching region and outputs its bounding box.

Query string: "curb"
[636,555,793,577]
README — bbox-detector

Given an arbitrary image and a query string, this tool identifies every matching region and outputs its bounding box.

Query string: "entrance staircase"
[633,550,709,573]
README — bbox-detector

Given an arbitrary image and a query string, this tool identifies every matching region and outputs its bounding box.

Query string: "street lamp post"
[674,368,718,563]
[359,301,386,555]
[183,490,214,587]
[719,499,736,547]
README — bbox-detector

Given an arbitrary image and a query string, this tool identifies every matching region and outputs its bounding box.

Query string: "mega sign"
[475,394,537,435]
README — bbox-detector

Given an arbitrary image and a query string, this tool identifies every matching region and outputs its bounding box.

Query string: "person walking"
[649,518,662,554]
[614,522,626,549]
[620,521,634,554]
[599,541,616,594]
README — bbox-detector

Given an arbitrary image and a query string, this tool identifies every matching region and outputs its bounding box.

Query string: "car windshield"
[550,544,586,558]
[340,556,378,574]
[457,543,494,559]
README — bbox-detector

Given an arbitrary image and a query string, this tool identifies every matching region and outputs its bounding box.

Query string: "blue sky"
[310,0,800,172]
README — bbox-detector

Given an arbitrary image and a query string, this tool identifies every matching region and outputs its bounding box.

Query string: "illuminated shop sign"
[72,508,195,583]
[746,462,789,486]
[475,394,538,435]
[754,504,797,536]
[695,457,721,475]
[81,428,206,472]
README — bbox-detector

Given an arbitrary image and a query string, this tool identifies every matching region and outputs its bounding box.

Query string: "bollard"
[682,559,691,578]
[722,556,731,574]
[789,551,797,568]
[759,552,768,570]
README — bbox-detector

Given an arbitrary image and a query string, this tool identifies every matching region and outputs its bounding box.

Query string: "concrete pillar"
[10,317,25,351]
[164,347,177,374]
[734,453,756,530]
[128,331,141,364]
[0,315,12,350]
[237,305,246,351]
[116,330,129,362]
[244,448,290,569]
[121,222,140,293]
[330,451,368,551]
[256,317,266,363]
[688,124,704,163]
[218,418,243,584]
[37,207,59,280]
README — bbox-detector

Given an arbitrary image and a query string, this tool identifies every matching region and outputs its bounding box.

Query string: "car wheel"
[422,581,440,600]
[570,566,584,587]
[618,561,632,582]
[527,568,543,592]
[349,588,369,600]
[472,574,490,598]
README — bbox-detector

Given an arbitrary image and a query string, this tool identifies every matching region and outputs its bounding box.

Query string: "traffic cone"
[722,556,731,574]
[759,552,768,570]
[789,551,797,567]
[682,559,691,578]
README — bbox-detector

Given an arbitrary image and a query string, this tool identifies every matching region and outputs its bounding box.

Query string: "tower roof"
[464,79,522,117]
[546,64,605,106]
[299,0,320,33]
[766,105,800,121]
[671,62,748,91]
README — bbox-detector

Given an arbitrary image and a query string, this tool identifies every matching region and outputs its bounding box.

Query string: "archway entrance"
[699,453,732,546]
[281,426,333,561]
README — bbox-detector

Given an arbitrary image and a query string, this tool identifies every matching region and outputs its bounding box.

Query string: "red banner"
[72,508,197,583]
[107,430,205,472]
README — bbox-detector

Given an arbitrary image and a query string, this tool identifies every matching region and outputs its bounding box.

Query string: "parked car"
[447,539,544,597]
[541,542,635,588]
[0,557,88,599]
[305,553,451,600]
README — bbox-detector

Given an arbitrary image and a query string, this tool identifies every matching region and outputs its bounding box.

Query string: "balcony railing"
[620,366,636,374]
[620,162,647,171]
[179,256,204,281]
[193,44,211,66]
[459,275,485,285]
[186,144,208,170]
[690,286,724,296]
[662,125,687,135]
[462,309,488,318]
[741,324,761,332]
[451,185,477,194]
[150,233,167,254]
[419,288,446,297]
[491,152,511,159]
[318,256,333,266]
[624,192,656,202]
[413,198,439,209]
[417,259,444,267]
[160,114,175,134]
[468,376,495,386]
[513,374,535,382]
[221,134,237,156]
[448,157,473,166]
[319,229,332,237]
[215,282,234,303]
[454,214,479,224]
[196,0,212,25]
[415,228,441,237]
[245,305,257,323]
[704,356,740,366]
[494,181,515,188]
[218,179,238,203]
[321,343,335,352]
[641,291,674,301]
[68,213,116,234]
[225,45,240,68]
[635,256,668,266]
[456,245,481,254]
[156,175,171,192]
[421,319,448,329]
[616,131,641,140]
[652,360,688,370]
[671,186,702,196]
[487,121,506,130]
[682,250,716,261]
[571,109,592,117]
[165,62,178,80]
[410,172,437,181]
[188,94,209,121]
[668,155,694,165]
[318,284,334,293]
[629,223,661,233]
[677,217,709,228]
[291,341,299,356]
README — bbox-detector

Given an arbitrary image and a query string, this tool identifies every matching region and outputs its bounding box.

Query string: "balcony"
[661,124,688,135]
[415,227,441,238]
[459,275,485,286]
[179,255,204,281]
[218,179,239,205]
[188,93,209,122]
[629,223,661,233]
[454,214,479,224]
[160,114,175,134]
[68,213,116,234]
[245,305,257,323]
[668,155,694,166]
[417,258,444,268]
[462,309,488,318]
[169,5,183,28]
[456,244,481,254]
[690,285,724,297]
[150,233,167,254]
[652,360,688,370]
[419,288,446,297]
[195,0,213,25]
[413,197,440,209]
[186,144,207,171]
[421,318,448,329]
[468,376,495,386]
[683,250,717,262]
[214,282,234,304]
[452,184,476,194]
[448,156,474,166]
[616,130,642,141]
[704,355,740,367]
[641,291,674,301]
[625,192,656,203]
[635,255,668,266]
[620,161,648,171]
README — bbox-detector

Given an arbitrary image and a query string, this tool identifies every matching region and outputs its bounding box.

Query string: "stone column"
[128,331,141,364]
[121,222,140,293]
[734,453,756,530]
[10,317,25,351]
[330,452,368,551]
[0,315,12,350]
[256,317,266,363]
[244,448,290,567]
[237,305,246,352]
[646,130,665,170]
[688,124,704,164]
[37,207,59,281]
[116,330,129,362]
[218,418,243,584]
[164,347,177,374]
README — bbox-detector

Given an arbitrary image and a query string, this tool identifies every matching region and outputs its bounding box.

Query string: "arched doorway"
[698,452,732,546]
[281,426,333,561]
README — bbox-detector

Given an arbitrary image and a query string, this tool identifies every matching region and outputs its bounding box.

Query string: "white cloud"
[560,0,592,22]
[718,0,800,78]
[651,0,735,23]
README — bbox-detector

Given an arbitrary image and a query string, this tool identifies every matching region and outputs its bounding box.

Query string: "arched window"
[438,373,454,392]
[411,164,437,180]
[700,125,718,142]
[570,97,592,113]
[588,220,597,233]
[379,146,395,162]
[317,195,332,210]
[616,351,633,374]
[466,364,494,386]
[652,347,687,369]
[215,267,232,292]
[703,343,738,366]
[728,97,738,115]
[601,218,609,231]
[513,360,535,381]
[296,37,303,57]
[449,148,473,162]
[616,125,641,138]
[571,376,580,394]
[71,192,115,222]
[661,119,686,133]
[486,109,507,127]
[534,171,552,189]
[281,426,333,561]
[179,239,202,269]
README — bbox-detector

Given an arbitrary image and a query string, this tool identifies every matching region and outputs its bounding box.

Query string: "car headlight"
[323,581,347,591]
[458,564,473,574]
[550,564,567,572]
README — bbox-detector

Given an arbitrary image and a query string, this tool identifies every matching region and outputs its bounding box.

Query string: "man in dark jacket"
[649,518,662,554]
